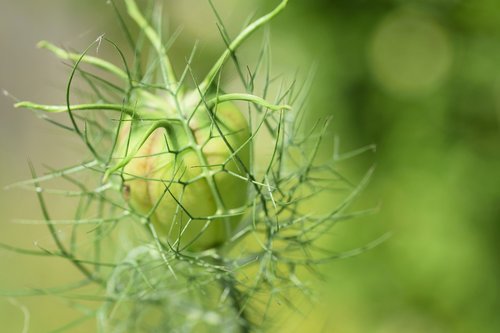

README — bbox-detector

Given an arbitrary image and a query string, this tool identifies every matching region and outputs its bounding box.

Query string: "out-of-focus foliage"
[274,0,500,332]
[1,0,499,332]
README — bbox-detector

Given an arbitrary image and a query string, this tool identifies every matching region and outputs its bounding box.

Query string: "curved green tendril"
[206,93,291,111]
[15,101,138,118]
[103,119,175,181]
[124,0,177,89]
[38,40,129,82]
[199,0,289,95]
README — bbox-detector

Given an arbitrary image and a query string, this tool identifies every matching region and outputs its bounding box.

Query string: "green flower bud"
[117,101,251,251]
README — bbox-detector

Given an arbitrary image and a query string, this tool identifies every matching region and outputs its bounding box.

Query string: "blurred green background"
[1,0,499,332]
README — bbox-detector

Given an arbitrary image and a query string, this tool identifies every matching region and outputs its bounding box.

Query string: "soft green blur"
[1,1,499,332]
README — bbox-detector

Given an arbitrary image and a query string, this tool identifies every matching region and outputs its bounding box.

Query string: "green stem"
[214,256,252,333]
[225,277,251,333]
[38,40,166,108]
[206,93,291,111]
[15,101,138,118]
[124,0,177,89]
[38,40,129,81]
[199,0,289,95]
[28,162,104,286]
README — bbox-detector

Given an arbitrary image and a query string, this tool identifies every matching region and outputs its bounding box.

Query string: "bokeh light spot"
[369,8,453,96]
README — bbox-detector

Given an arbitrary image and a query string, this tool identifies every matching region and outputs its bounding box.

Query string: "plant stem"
[215,255,252,333]
[38,40,129,82]
[206,93,291,111]
[15,102,138,117]
[124,0,177,89]
[199,0,289,95]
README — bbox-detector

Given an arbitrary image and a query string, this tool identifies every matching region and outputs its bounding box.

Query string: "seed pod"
[117,101,251,251]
